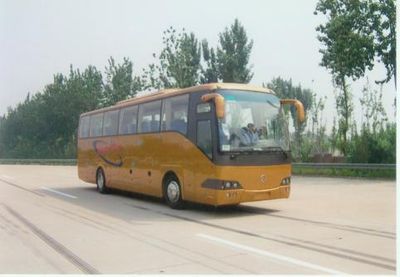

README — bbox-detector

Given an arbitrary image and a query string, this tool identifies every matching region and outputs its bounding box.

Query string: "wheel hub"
[97,171,104,189]
[167,181,180,203]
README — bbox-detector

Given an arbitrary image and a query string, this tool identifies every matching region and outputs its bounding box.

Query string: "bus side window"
[79,116,90,138]
[89,113,104,137]
[162,94,189,135]
[119,106,138,135]
[103,110,119,136]
[138,100,161,133]
[197,120,212,159]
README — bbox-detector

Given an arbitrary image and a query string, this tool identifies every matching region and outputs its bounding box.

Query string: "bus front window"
[218,90,290,153]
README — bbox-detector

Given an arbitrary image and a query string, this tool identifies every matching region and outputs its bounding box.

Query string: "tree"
[103,57,142,106]
[217,19,253,83]
[360,79,388,133]
[143,27,202,90]
[314,0,376,154]
[141,62,163,91]
[0,65,104,158]
[330,117,340,154]
[315,0,397,154]
[200,39,219,83]
[265,77,314,160]
[370,0,396,86]
[309,93,329,156]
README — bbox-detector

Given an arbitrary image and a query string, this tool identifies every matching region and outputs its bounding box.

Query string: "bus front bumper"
[209,185,290,206]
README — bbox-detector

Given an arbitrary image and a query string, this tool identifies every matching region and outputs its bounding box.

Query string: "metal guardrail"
[0,159,77,165]
[293,163,395,170]
[0,159,395,170]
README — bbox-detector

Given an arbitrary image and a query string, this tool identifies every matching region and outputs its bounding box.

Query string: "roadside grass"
[292,167,395,179]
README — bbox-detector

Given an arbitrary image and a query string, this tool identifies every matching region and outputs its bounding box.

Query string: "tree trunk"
[341,76,349,156]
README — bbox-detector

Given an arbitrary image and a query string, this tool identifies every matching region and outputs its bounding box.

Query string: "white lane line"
[197,233,347,275]
[41,187,77,199]
[1,174,15,180]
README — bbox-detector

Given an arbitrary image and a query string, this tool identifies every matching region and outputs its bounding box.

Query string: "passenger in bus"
[218,121,230,146]
[258,125,268,139]
[239,123,259,146]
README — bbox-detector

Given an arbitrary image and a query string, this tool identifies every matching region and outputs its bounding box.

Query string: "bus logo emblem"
[260,175,266,183]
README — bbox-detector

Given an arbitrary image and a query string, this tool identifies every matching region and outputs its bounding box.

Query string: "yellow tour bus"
[77,83,304,209]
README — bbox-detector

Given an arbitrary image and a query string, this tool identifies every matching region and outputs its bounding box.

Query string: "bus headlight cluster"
[201,179,243,190]
[281,177,291,185]
[222,181,241,190]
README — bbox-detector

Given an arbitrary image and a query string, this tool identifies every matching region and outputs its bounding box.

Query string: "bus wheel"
[164,175,184,209]
[96,168,109,194]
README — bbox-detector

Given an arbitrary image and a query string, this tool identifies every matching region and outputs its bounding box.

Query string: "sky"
[0,0,396,131]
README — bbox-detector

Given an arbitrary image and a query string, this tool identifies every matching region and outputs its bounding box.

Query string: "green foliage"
[347,123,395,164]
[315,0,375,83]
[314,0,397,154]
[216,19,253,83]
[347,80,393,164]
[293,166,395,179]
[143,19,254,88]
[360,79,388,131]
[334,81,353,155]
[369,0,396,85]
[103,57,142,106]
[315,0,379,155]
[200,39,219,83]
[329,117,340,153]
[144,27,202,89]
[0,61,139,158]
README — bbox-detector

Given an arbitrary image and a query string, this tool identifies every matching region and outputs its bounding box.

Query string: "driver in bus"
[239,123,259,146]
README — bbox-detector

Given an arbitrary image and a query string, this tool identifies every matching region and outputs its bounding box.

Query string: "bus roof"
[81,83,274,116]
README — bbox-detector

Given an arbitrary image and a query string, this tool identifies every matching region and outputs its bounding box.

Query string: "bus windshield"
[218,90,290,152]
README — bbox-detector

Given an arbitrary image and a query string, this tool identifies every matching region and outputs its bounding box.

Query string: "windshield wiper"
[263,146,289,159]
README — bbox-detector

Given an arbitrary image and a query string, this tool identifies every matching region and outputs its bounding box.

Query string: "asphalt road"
[0,165,396,274]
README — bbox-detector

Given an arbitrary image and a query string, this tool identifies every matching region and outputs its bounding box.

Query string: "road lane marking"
[41,187,77,199]
[197,233,347,275]
[128,203,395,271]
[1,174,15,180]
[0,178,44,197]
[3,204,99,274]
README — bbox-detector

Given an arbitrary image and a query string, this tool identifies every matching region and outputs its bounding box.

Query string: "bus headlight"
[281,177,291,185]
[223,181,241,190]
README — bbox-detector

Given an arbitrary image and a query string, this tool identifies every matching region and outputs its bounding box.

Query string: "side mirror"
[280,99,305,123]
[201,93,225,118]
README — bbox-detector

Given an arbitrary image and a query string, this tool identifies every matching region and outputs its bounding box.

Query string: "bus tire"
[163,174,184,209]
[96,168,109,194]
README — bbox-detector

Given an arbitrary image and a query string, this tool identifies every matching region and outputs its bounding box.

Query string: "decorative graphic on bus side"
[93,140,123,167]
